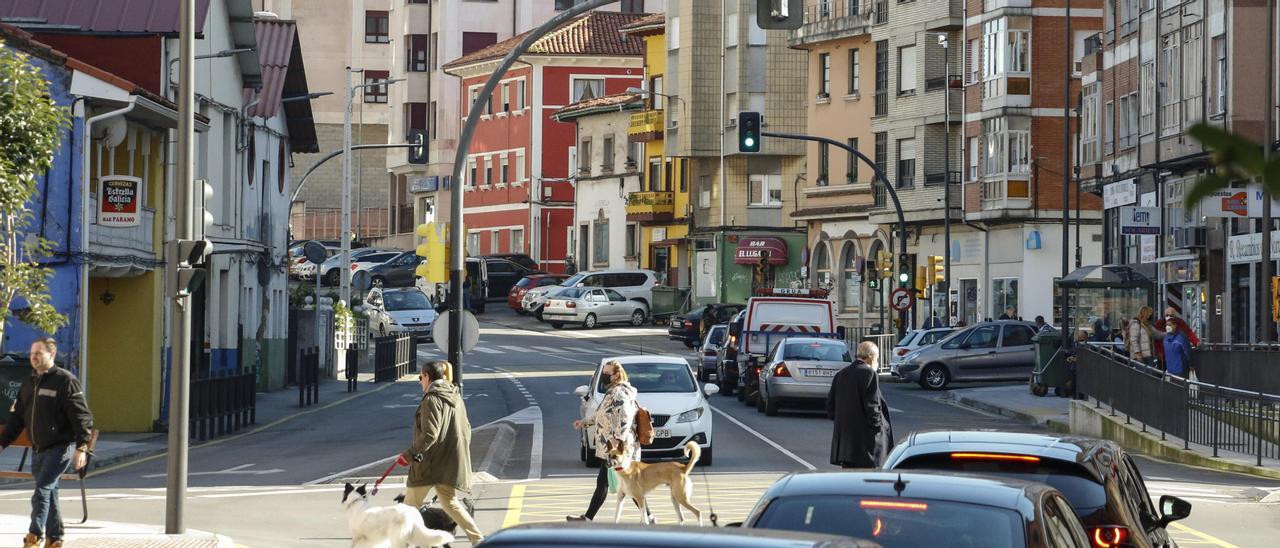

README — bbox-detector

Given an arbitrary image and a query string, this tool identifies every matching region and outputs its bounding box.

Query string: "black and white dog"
[394,493,476,546]
[343,483,454,548]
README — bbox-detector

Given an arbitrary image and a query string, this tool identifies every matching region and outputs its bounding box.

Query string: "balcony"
[979,178,1031,212]
[625,191,675,222]
[628,109,664,142]
[788,0,871,47]
[89,208,157,277]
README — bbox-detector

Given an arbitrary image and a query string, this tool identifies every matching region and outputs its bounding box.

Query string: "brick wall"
[289,122,390,210]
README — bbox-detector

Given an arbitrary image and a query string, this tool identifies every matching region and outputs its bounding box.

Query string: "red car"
[508,274,569,314]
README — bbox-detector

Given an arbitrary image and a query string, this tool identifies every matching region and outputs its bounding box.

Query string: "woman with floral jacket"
[567,361,646,521]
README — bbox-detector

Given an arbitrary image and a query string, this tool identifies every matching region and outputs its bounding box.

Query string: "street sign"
[352,270,372,291]
[303,240,328,265]
[433,310,479,355]
[890,287,914,312]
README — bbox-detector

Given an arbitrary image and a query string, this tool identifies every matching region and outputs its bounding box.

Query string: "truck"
[718,292,841,405]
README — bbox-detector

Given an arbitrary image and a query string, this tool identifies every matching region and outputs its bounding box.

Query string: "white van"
[553,269,658,306]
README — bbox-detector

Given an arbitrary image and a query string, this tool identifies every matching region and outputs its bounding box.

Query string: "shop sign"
[1162,259,1201,283]
[1119,206,1161,235]
[410,176,439,193]
[1226,230,1280,264]
[98,176,141,227]
[734,237,788,265]
[1201,187,1280,218]
[651,227,666,242]
[1103,179,1136,209]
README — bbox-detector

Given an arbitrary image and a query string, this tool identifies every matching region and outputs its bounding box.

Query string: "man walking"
[826,341,893,468]
[398,360,484,544]
[0,337,94,548]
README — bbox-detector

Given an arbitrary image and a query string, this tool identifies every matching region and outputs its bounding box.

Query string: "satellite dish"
[94,115,129,148]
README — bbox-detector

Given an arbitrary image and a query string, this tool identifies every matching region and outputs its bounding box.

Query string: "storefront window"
[992,278,1019,318]
[813,243,833,291]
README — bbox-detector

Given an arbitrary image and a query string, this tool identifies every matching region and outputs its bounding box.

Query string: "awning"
[734,237,788,265]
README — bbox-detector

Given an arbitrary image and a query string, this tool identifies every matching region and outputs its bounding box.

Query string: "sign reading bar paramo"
[98,176,141,227]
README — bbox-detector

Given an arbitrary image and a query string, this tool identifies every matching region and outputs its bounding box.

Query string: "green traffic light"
[744,136,755,147]
[898,272,909,283]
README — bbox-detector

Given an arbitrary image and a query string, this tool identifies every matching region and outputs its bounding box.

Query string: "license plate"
[803,368,837,377]
[654,428,672,438]
[670,319,681,327]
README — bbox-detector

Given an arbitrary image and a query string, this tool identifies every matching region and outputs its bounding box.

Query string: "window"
[578,139,591,174]
[846,138,858,184]
[648,75,664,109]
[511,228,524,253]
[484,156,493,185]
[1181,23,1204,126]
[663,159,673,191]
[404,102,427,138]
[818,143,830,185]
[1104,100,1114,154]
[813,244,832,290]
[364,70,389,103]
[896,138,916,188]
[874,132,887,205]
[1007,29,1030,73]
[898,45,917,93]
[502,83,511,112]
[982,117,1030,176]
[407,35,429,72]
[468,158,478,188]
[980,18,1028,97]
[364,11,389,43]
[1119,93,1138,149]
[968,137,978,180]
[572,78,604,102]
[500,155,509,183]
[748,174,782,206]
[1160,32,1181,135]
[648,157,661,191]
[1212,36,1227,115]
[965,325,1000,349]
[469,86,479,112]
[874,40,888,116]
[1139,62,1155,134]
[668,16,680,50]
[848,49,860,94]
[466,233,480,255]
[818,53,831,97]
[1081,84,1099,163]
[491,231,499,254]
[517,79,527,109]
[841,243,861,308]
[592,220,609,265]
[516,150,526,181]
[602,135,615,172]
[625,224,639,258]
[968,39,979,84]
[1001,324,1035,347]
[992,278,1018,316]
[1008,118,1030,174]
[462,32,498,55]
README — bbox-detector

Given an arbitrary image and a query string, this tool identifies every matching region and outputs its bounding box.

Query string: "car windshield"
[892,454,1108,516]
[383,291,432,311]
[599,362,696,393]
[707,328,726,346]
[358,252,399,264]
[754,495,1026,548]
[895,332,918,348]
[558,287,588,299]
[783,341,851,362]
[561,273,586,287]
[515,277,535,289]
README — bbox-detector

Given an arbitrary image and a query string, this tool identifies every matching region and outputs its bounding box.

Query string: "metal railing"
[1078,343,1280,466]
[298,347,321,407]
[804,0,860,21]
[190,369,257,441]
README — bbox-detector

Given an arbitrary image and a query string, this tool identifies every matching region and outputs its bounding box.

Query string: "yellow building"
[621,14,690,288]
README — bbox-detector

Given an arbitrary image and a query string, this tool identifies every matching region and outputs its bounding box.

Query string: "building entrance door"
[960,279,978,326]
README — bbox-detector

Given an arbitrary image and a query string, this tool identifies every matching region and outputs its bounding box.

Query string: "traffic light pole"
[447,0,617,386]
[763,131,910,340]
[167,0,195,532]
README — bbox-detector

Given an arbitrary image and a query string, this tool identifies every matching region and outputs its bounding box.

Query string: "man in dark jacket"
[0,337,94,548]
[826,341,893,468]
[398,360,483,544]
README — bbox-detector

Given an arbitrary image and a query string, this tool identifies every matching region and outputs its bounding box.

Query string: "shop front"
[691,230,806,305]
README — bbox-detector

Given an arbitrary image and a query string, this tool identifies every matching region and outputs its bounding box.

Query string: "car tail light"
[859,500,928,511]
[684,320,693,328]
[773,363,791,377]
[565,301,576,309]
[950,452,1041,463]
[351,263,360,270]
[1091,526,1128,548]
[896,348,910,357]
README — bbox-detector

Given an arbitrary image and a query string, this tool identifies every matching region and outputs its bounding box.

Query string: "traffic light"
[915,265,928,296]
[738,111,761,153]
[866,256,880,290]
[414,222,449,284]
[928,255,944,286]
[877,250,893,281]
[897,255,911,287]
[408,129,428,164]
[755,0,804,30]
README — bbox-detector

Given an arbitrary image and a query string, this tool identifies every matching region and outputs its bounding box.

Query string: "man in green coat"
[398,360,484,544]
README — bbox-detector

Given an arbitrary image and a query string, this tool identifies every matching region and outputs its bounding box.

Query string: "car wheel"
[629,309,646,326]
[743,384,758,406]
[372,276,387,287]
[919,364,951,390]
[534,307,545,321]
[718,367,736,396]
[326,270,340,286]
[550,322,565,329]
[736,380,747,401]
[699,446,713,467]
[764,390,780,416]
[756,386,767,413]
[583,313,598,329]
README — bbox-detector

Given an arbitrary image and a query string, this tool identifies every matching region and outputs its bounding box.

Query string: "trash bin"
[649,286,687,322]
[1030,330,1070,397]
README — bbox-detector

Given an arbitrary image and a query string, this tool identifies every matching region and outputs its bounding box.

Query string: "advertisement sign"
[1103,179,1137,209]
[1119,206,1161,235]
[1201,187,1280,218]
[1139,192,1158,263]
[98,176,141,227]
[410,176,439,193]
[1226,230,1280,264]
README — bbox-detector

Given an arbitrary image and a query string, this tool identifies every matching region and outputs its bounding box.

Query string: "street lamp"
[341,74,405,306]
[167,48,255,88]
[625,86,688,117]
[281,91,334,103]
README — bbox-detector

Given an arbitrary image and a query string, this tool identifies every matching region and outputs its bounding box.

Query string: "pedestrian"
[1162,321,1194,377]
[0,337,94,548]
[396,360,484,545]
[567,361,651,522]
[923,314,944,329]
[999,307,1016,320]
[826,341,892,468]
[1126,306,1158,367]
[1153,308,1199,361]
[1034,315,1053,332]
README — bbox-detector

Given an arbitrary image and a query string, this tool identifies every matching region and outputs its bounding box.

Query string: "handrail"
[1082,342,1280,400]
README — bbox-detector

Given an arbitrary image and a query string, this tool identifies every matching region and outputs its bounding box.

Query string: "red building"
[442,11,646,272]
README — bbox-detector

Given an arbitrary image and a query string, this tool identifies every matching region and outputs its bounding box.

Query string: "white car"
[293,260,317,281]
[319,249,398,286]
[574,355,718,467]
[888,327,957,377]
[364,287,438,340]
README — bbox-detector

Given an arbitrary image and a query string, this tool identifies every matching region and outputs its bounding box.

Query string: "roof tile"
[444,11,647,71]
[0,0,210,35]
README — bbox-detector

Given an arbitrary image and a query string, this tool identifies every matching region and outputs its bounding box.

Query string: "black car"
[882,431,1192,548]
[668,304,745,347]
[367,252,423,287]
[742,471,1093,548]
[477,523,878,548]
[483,253,539,271]
[482,257,540,302]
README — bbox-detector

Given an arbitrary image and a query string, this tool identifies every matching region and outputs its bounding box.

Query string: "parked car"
[896,320,1039,390]
[741,471,1093,547]
[724,296,839,406]
[482,253,539,272]
[292,260,318,281]
[888,327,956,377]
[524,269,657,320]
[543,287,648,329]
[367,252,423,288]
[477,523,878,548]
[696,324,728,382]
[714,309,748,395]
[420,256,489,314]
[482,257,539,302]
[319,249,397,286]
[668,303,745,348]
[508,274,568,314]
[364,286,438,340]
[757,337,853,416]
[883,431,1192,548]
[575,355,718,466]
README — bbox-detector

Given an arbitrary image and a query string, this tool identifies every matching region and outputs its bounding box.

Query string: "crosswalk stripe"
[500,345,532,353]
[532,346,565,353]
[474,347,504,354]
[565,346,595,353]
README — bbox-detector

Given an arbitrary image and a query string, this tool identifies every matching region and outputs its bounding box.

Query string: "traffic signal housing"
[897,255,911,287]
[414,222,449,284]
[915,265,928,297]
[928,255,944,285]
[408,129,428,164]
[877,250,893,281]
[738,111,761,153]
[755,0,804,30]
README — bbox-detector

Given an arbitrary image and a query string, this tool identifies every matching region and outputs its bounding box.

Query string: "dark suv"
[668,303,744,347]
[883,431,1192,548]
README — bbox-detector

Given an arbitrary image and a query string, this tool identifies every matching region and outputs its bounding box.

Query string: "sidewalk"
[0,514,234,547]
[941,385,1071,432]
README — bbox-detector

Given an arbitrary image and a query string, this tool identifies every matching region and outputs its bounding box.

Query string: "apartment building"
[788,1,881,329]
[1078,0,1275,343]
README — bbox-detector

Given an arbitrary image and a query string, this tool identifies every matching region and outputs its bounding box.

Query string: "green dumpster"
[1030,330,1070,397]
[649,286,688,322]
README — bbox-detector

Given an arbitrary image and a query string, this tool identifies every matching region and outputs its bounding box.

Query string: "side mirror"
[573,385,590,399]
[576,282,585,288]
[1158,495,1192,526]
[704,383,720,396]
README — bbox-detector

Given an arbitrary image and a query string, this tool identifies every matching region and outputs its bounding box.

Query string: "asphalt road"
[1,306,1276,547]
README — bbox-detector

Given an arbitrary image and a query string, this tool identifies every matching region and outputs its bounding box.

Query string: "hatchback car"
[544,287,648,329]
[668,303,745,347]
[508,274,567,314]
[888,327,955,377]
[896,320,1039,389]
[367,251,424,288]
[364,287,438,340]
[478,523,878,548]
[575,355,718,466]
[882,431,1192,548]
[742,471,1093,548]
[319,248,396,286]
[757,337,854,416]
[696,325,728,382]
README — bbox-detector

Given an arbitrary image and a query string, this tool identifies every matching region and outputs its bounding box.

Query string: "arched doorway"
[812,242,833,291]
[840,241,861,310]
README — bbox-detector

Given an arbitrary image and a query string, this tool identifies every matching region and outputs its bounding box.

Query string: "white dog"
[343,483,455,548]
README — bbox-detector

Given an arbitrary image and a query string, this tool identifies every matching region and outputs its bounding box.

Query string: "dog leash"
[370,460,400,496]
[697,459,718,526]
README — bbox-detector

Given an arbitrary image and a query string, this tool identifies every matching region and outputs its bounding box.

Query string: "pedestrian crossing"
[417,343,644,358]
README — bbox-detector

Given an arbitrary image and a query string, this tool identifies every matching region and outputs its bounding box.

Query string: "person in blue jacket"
[1162,321,1193,376]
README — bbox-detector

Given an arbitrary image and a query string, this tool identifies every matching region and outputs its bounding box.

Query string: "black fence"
[1192,344,1280,396]
[298,347,320,407]
[190,370,256,442]
[373,334,415,382]
[1078,344,1280,466]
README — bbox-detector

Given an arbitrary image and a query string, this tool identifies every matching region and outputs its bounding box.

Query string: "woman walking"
[567,361,648,522]
[1126,306,1158,366]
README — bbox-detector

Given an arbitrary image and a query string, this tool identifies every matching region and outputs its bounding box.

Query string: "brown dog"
[607,441,703,525]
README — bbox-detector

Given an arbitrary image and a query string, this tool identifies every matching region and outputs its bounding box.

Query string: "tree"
[1185,123,1280,208]
[0,42,71,350]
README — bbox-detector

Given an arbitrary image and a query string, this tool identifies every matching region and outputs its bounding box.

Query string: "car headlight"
[674,407,705,423]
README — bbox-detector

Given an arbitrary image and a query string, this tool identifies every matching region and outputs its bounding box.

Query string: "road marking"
[141,463,283,479]
[1170,522,1240,548]
[500,345,532,353]
[532,346,565,353]
[565,346,595,353]
[503,484,527,528]
[710,405,816,471]
[475,347,504,354]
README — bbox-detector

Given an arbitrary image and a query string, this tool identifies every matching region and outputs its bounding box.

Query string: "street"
[2,308,1277,547]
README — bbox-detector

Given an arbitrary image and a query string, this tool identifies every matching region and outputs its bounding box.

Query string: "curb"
[472,422,517,480]
[942,392,1071,433]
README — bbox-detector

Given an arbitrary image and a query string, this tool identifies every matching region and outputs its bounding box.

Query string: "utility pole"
[1261,0,1276,343]
[341,67,353,307]
[1060,0,1073,343]
[940,32,952,317]
[166,0,194,533]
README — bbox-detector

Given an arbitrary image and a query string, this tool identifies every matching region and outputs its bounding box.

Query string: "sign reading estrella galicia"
[1119,206,1161,235]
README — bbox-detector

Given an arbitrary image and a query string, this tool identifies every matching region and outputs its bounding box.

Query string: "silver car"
[365,287,438,340]
[756,337,853,416]
[897,320,1039,390]
[543,287,648,329]
[697,325,728,382]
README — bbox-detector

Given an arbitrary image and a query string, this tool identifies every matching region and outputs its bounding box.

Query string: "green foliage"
[1185,123,1280,209]
[0,42,71,347]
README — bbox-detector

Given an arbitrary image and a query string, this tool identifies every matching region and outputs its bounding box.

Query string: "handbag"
[606,466,619,494]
